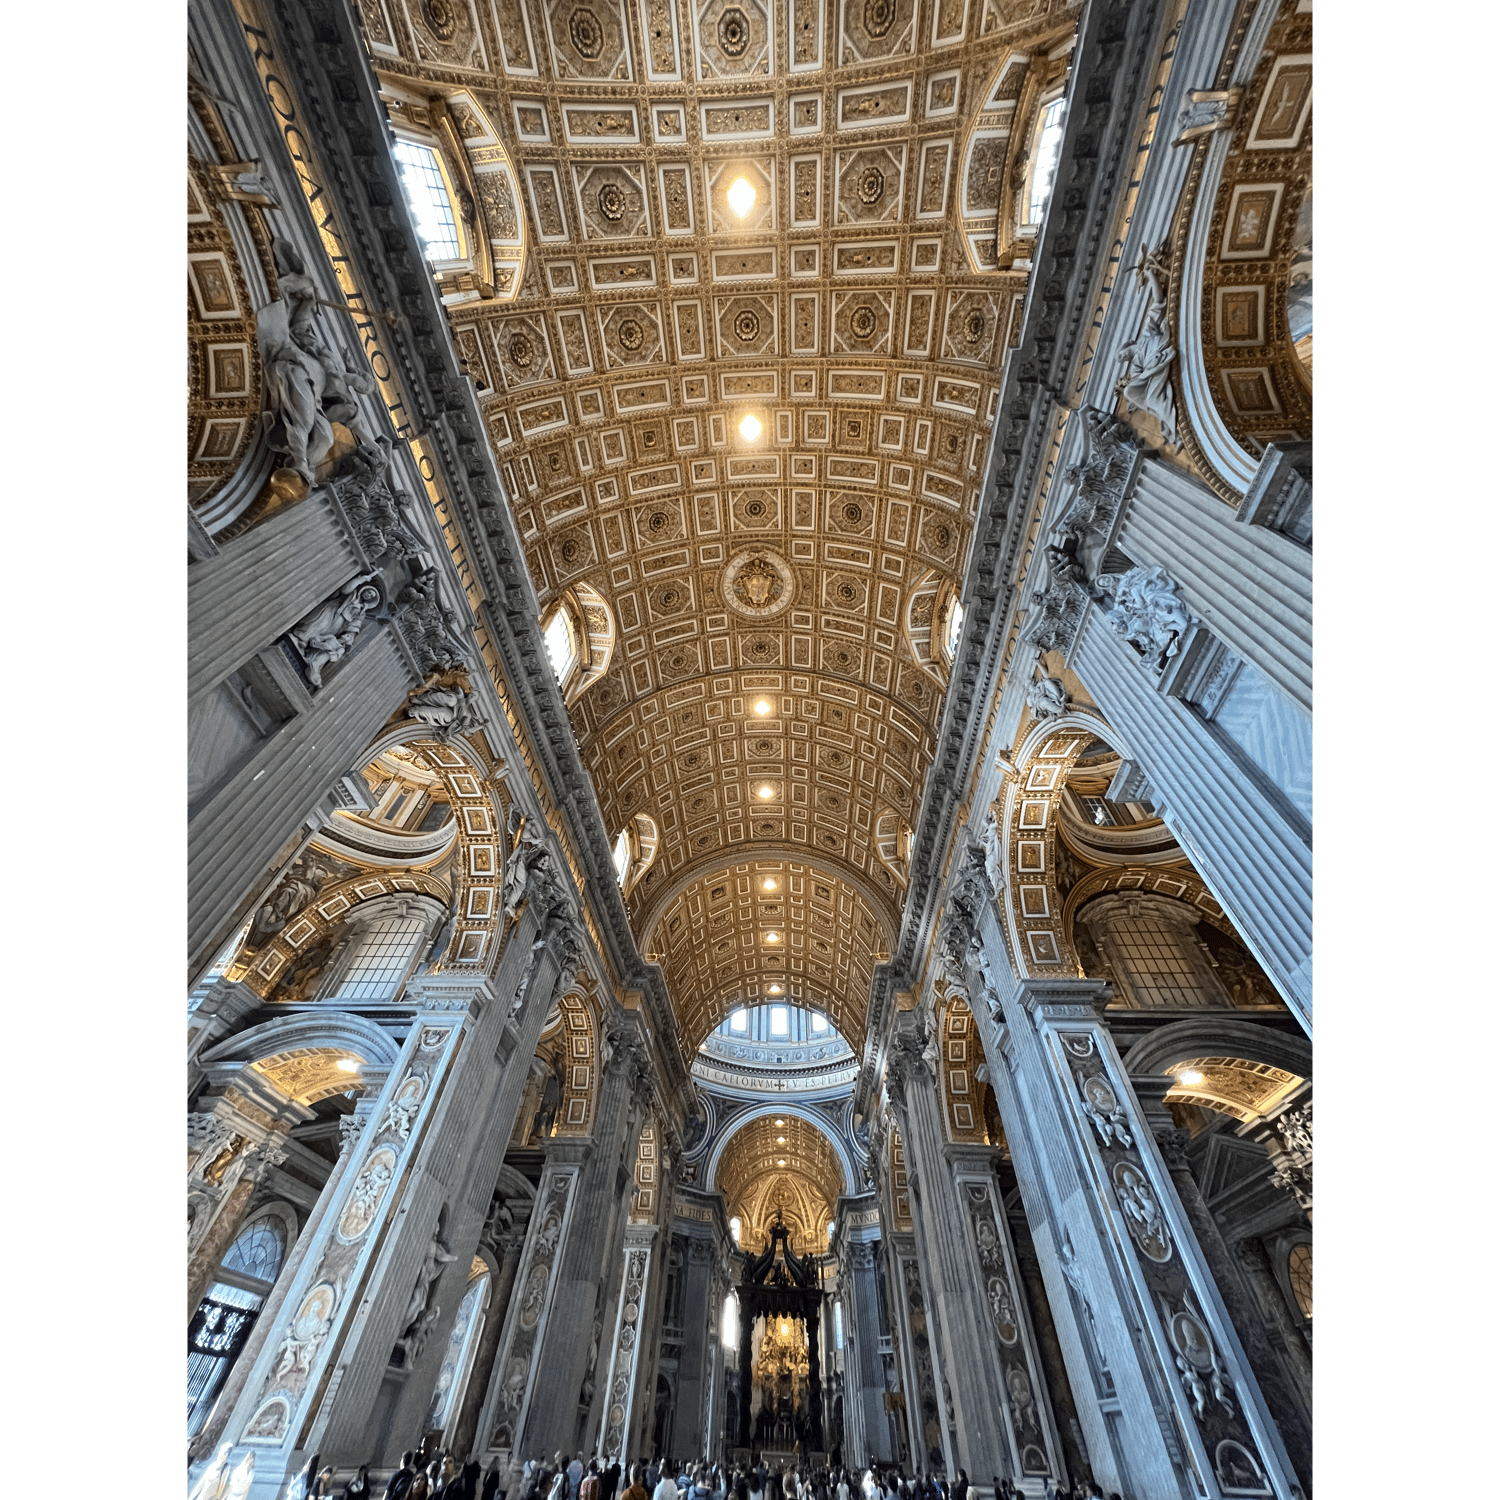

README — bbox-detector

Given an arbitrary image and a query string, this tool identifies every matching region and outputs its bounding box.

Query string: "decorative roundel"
[422,0,459,40]
[734,308,761,342]
[718,6,750,55]
[850,305,878,340]
[864,0,895,37]
[724,548,796,619]
[966,310,987,343]
[509,334,534,368]
[569,6,604,56]
[617,318,644,351]
[858,166,886,205]
[597,182,626,221]
[842,500,864,525]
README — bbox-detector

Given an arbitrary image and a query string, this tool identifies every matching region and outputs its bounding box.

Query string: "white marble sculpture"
[1095,565,1193,671]
[290,574,382,688]
[1115,247,1179,445]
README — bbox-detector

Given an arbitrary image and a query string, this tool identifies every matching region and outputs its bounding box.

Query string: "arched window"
[1287,1241,1312,1320]
[729,1008,749,1034]
[943,595,966,663]
[729,1215,742,1244]
[426,1264,491,1436]
[833,1298,844,1349]
[1024,97,1067,226]
[318,896,443,1004]
[393,139,463,263]
[610,813,659,897]
[188,1213,289,1436]
[722,1290,740,1347]
[543,602,579,685]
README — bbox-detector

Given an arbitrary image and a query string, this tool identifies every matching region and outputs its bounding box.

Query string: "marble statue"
[425,890,460,967]
[188,1443,234,1500]
[1025,674,1069,719]
[1115,246,1179,445]
[257,240,384,487]
[398,1302,442,1366]
[1095,564,1193,672]
[502,809,545,919]
[289,574,382,688]
[248,855,333,947]
[400,1229,459,1338]
[407,682,488,739]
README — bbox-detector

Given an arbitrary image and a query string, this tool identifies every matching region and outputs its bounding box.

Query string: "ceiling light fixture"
[758,784,775,798]
[763,878,777,891]
[336,1058,360,1072]
[777,1161,787,1170]
[1178,1069,1205,1086]
[728,177,757,217]
[754,699,771,715]
[768,984,782,994]
[739,413,762,441]
[766,931,779,942]
[777,1136,787,1144]
[774,1119,785,1127]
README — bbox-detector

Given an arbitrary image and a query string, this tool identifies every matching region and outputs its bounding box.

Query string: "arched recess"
[956,36,1075,273]
[373,78,527,302]
[712,1110,849,1249]
[227,726,514,996]
[704,1104,859,1208]
[905,569,962,688]
[541,582,616,707]
[542,980,600,1138]
[935,993,987,1144]
[995,710,1119,978]
[1169,0,1313,499]
[200,1011,402,1104]
[1122,1016,1311,1083]
[1062,864,1286,1013]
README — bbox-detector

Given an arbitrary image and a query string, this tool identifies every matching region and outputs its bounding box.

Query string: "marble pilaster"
[979,969,1302,1500]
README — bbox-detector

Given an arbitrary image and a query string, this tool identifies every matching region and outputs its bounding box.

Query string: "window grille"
[1026,99,1067,223]
[221,1218,284,1282]
[393,140,462,261]
[1109,915,1202,1007]
[326,916,427,1002]
[1287,1242,1312,1319]
[543,609,576,682]
[187,1283,262,1434]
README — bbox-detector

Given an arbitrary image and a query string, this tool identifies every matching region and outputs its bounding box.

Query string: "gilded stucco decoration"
[1162,1056,1302,1123]
[715,1112,846,1246]
[355,0,1087,1048]
[1170,0,1311,495]
[936,993,987,1143]
[643,859,891,1055]
[249,1047,372,1106]
[188,88,279,510]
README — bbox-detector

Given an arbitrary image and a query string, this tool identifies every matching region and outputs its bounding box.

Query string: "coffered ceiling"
[365,0,1081,1051]
[716,1111,847,1247]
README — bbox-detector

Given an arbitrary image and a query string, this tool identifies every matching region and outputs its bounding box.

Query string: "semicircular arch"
[704,1103,857,1200]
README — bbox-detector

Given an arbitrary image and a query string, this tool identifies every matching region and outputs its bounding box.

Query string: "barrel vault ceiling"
[716,1111,847,1245]
[363,0,1082,1050]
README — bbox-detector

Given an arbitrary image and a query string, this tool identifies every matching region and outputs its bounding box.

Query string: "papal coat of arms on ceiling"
[724,549,795,618]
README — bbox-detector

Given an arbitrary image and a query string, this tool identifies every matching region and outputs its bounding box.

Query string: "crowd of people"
[274,1447,1133,1500]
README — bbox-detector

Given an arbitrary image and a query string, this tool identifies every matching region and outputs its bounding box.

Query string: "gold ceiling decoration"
[1163,1056,1302,1124]
[362,0,1084,1048]
[250,1047,366,1106]
[716,1113,846,1247]
[644,858,889,1054]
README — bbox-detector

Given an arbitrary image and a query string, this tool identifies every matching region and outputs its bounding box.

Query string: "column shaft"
[189,490,363,703]
[1071,610,1311,1030]
[189,624,416,976]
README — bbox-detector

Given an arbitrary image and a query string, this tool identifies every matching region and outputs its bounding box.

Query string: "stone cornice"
[258,0,691,1114]
[854,0,1167,1116]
